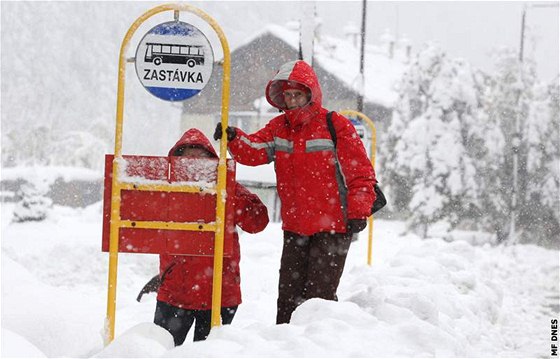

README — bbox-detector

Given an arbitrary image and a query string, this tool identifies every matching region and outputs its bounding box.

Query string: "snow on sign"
[135,21,214,102]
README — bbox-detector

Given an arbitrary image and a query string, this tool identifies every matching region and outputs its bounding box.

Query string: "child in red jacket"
[153,129,269,345]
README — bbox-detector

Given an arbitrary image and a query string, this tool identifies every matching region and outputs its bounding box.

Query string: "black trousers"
[154,300,237,345]
[276,231,352,324]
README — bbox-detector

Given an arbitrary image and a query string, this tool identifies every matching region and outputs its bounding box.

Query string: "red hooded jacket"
[157,129,269,309]
[227,60,376,236]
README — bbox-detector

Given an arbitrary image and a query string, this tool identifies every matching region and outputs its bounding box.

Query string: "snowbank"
[1,202,558,357]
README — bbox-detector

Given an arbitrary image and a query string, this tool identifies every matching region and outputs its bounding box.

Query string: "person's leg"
[276,231,310,324]
[304,232,352,301]
[190,306,238,342]
[221,306,238,325]
[153,300,195,346]
[192,310,212,341]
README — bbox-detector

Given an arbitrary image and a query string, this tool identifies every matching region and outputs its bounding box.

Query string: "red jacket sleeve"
[332,112,377,219]
[233,183,269,233]
[227,117,281,166]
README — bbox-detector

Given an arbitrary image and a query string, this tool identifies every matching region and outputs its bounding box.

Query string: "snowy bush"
[12,182,53,223]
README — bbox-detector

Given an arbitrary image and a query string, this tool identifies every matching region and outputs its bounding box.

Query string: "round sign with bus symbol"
[135,21,214,102]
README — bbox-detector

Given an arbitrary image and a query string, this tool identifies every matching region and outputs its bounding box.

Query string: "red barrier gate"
[102,154,235,256]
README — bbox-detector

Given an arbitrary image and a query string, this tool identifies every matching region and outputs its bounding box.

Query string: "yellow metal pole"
[105,3,230,344]
[107,4,177,345]
[209,20,230,329]
[340,110,377,266]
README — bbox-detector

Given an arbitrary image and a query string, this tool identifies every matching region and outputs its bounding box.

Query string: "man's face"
[283,89,309,110]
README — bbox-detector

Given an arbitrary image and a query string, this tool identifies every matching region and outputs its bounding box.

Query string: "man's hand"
[213,123,237,141]
[347,219,367,233]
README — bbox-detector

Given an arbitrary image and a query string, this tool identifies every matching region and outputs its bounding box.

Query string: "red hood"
[265,60,322,129]
[168,128,217,157]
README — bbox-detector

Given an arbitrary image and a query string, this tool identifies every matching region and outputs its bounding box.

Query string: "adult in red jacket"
[154,129,269,345]
[214,60,376,324]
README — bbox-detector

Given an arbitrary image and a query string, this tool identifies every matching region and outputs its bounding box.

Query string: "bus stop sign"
[135,21,214,101]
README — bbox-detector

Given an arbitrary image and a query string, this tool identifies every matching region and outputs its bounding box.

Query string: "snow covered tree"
[478,48,526,243]
[521,79,560,247]
[382,44,484,237]
[480,48,559,246]
[2,125,53,167]
[12,181,53,223]
[2,119,111,170]
[381,54,418,215]
[48,126,111,170]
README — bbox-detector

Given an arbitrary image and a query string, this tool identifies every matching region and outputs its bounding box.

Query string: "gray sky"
[319,1,559,81]
[191,1,558,81]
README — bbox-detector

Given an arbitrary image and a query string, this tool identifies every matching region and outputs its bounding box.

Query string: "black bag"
[371,184,387,214]
[326,112,387,215]
[136,262,177,302]
[136,274,161,302]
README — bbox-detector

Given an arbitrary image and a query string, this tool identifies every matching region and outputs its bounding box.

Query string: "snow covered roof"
[236,23,300,53]
[234,24,407,108]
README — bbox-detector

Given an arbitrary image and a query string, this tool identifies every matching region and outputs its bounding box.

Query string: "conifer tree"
[518,79,560,246]
[480,48,559,246]
[382,44,483,237]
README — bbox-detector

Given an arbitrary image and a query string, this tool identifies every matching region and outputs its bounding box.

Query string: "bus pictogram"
[135,20,214,101]
[144,43,205,67]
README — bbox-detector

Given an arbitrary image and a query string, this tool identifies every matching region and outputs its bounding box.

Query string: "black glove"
[213,123,237,141]
[347,219,367,233]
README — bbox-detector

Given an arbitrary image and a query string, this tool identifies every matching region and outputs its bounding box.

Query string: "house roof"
[232,24,407,108]
[182,23,405,127]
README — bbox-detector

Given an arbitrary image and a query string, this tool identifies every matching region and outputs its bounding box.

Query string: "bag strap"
[326,111,348,222]
[327,111,385,215]
[326,111,337,148]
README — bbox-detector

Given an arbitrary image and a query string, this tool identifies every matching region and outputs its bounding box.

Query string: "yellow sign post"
[340,110,377,266]
[105,3,231,344]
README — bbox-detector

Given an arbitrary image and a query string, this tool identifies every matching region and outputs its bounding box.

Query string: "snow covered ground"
[1,201,558,357]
